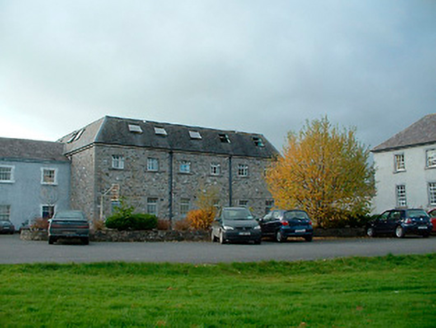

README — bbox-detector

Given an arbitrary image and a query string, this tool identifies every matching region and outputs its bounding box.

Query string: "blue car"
[259,209,314,242]
[366,209,433,238]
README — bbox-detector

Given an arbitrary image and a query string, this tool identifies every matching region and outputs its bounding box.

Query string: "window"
[128,124,143,133]
[0,166,14,183]
[180,161,191,174]
[41,168,57,185]
[210,163,221,176]
[219,134,231,143]
[112,155,125,169]
[396,185,407,207]
[147,198,158,215]
[429,183,436,206]
[147,158,159,172]
[394,154,405,172]
[253,137,264,147]
[154,127,167,136]
[189,131,202,139]
[42,205,55,219]
[180,198,190,216]
[239,200,248,207]
[237,164,248,177]
[67,129,85,143]
[426,149,436,168]
[0,205,11,220]
[265,200,274,214]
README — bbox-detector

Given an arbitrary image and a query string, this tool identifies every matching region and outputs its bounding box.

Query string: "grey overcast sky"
[1,0,435,151]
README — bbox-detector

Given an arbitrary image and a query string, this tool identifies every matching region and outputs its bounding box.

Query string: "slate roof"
[372,114,436,153]
[0,137,68,162]
[59,116,279,158]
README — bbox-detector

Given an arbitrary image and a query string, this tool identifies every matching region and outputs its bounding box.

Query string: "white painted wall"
[372,143,436,214]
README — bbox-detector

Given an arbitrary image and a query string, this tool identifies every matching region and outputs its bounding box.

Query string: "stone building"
[59,116,279,223]
[372,114,436,214]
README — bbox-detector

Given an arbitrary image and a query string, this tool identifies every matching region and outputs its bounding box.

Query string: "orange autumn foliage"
[265,116,375,228]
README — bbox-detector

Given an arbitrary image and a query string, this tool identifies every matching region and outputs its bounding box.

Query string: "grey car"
[48,210,90,245]
[0,220,15,234]
[211,207,262,244]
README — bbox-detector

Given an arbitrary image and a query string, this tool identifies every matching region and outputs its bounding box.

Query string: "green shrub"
[105,213,158,231]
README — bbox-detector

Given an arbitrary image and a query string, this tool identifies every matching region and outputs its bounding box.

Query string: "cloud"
[0,0,435,149]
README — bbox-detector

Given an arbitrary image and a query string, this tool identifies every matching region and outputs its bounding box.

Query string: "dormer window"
[189,131,202,140]
[154,127,167,136]
[128,124,143,133]
[219,134,230,143]
[253,137,264,147]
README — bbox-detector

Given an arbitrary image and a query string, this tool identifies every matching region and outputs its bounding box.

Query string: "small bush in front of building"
[173,218,191,231]
[186,208,215,230]
[105,213,158,231]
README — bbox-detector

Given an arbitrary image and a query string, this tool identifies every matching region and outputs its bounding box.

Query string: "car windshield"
[284,211,310,220]
[223,208,253,220]
[407,210,429,219]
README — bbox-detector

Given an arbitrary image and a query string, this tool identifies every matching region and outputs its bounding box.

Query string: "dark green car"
[48,210,90,245]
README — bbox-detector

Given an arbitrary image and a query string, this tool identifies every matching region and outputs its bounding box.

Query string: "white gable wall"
[373,143,436,214]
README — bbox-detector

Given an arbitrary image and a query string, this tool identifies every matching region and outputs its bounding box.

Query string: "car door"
[373,211,390,234]
[261,210,281,235]
[387,210,402,234]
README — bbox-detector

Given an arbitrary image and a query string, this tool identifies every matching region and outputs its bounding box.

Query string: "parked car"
[0,220,15,234]
[48,210,90,245]
[211,207,262,244]
[258,209,314,242]
[366,209,433,238]
[428,208,436,233]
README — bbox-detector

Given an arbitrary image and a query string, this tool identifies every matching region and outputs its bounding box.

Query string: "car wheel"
[395,226,405,238]
[254,239,262,245]
[276,230,285,243]
[219,230,226,244]
[304,235,313,242]
[82,237,89,245]
[366,227,376,238]
[423,233,430,238]
[48,236,55,245]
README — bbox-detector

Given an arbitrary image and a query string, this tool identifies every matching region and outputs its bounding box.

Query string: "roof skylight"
[154,127,168,136]
[128,124,143,133]
[219,134,231,143]
[189,131,202,139]
[253,137,264,147]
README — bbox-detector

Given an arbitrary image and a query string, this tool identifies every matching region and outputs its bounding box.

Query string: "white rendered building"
[371,114,436,214]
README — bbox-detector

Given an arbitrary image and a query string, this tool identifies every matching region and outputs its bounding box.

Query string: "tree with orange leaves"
[265,116,375,228]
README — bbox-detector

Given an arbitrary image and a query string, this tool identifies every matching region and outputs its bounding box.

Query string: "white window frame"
[147,158,159,172]
[0,205,11,221]
[147,198,158,216]
[41,205,56,219]
[180,198,190,216]
[180,161,191,174]
[426,149,436,168]
[429,182,436,206]
[0,165,14,183]
[396,185,407,207]
[112,155,125,170]
[237,164,249,177]
[394,154,405,172]
[210,163,221,176]
[41,168,57,185]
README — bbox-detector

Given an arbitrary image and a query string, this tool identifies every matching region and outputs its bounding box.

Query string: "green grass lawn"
[1,254,435,327]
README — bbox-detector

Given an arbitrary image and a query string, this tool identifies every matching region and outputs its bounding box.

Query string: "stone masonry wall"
[91,144,274,221]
